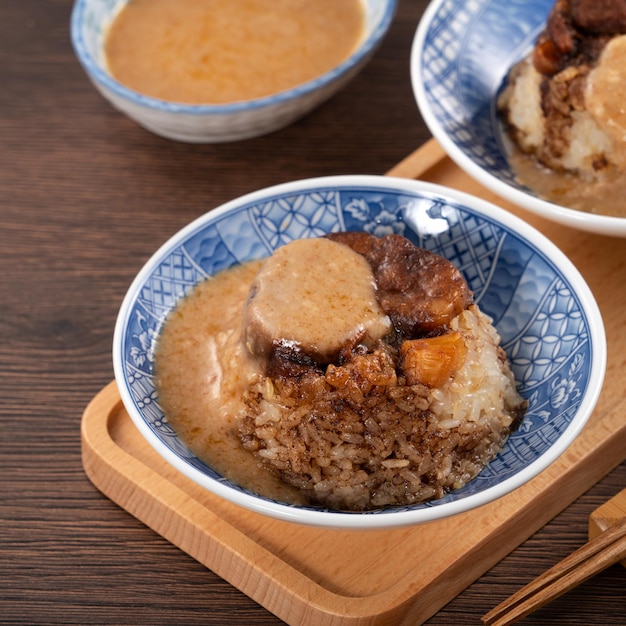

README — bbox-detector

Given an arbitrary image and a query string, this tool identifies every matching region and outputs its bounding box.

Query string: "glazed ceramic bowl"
[411,0,626,237]
[113,176,606,529]
[70,0,396,142]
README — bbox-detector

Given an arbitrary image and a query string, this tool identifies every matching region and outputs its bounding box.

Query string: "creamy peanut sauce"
[244,238,390,362]
[104,0,366,104]
[508,148,626,218]
[154,260,306,504]
[155,238,391,503]
[586,35,626,156]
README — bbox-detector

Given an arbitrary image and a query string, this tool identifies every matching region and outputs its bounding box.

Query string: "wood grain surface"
[1,1,625,624]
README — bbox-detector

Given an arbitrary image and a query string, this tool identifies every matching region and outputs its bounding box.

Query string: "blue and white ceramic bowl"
[70,0,396,142]
[113,176,606,529]
[412,0,626,237]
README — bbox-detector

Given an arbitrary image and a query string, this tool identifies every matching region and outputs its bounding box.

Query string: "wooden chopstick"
[482,516,626,625]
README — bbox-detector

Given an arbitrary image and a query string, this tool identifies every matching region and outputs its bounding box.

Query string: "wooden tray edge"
[81,382,424,625]
[589,488,626,568]
[82,378,626,624]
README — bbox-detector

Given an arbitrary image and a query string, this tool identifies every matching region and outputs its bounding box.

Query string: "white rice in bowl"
[238,304,526,512]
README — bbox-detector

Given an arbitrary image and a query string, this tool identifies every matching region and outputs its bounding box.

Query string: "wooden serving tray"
[82,140,626,626]
[589,488,626,568]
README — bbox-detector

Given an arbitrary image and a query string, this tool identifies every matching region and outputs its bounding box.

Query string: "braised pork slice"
[533,0,626,75]
[243,238,392,365]
[326,232,472,337]
[572,0,626,34]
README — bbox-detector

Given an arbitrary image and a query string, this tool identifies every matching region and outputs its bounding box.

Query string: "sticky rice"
[239,304,526,511]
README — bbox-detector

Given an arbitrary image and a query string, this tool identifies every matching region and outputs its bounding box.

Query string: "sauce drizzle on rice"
[155,234,527,511]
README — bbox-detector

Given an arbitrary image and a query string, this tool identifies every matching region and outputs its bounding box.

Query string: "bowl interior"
[114,176,605,528]
[412,0,626,236]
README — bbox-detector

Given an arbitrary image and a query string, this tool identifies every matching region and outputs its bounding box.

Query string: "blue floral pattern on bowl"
[114,177,605,526]
[414,0,549,185]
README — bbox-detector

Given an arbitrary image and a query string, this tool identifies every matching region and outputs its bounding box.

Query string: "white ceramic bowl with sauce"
[113,175,606,530]
[411,0,626,237]
[70,0,397,142]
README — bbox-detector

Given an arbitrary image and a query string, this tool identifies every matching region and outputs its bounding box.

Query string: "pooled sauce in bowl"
[154,260,307,504]
[104,0,366,105]
[508,149,626,218]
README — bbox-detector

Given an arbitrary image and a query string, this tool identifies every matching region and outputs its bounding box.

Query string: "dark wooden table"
[1,1,625,624]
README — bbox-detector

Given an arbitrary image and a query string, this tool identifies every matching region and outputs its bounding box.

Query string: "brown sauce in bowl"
[508,148,626,218]
[154,260,307,504]
[104,0,365,104]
